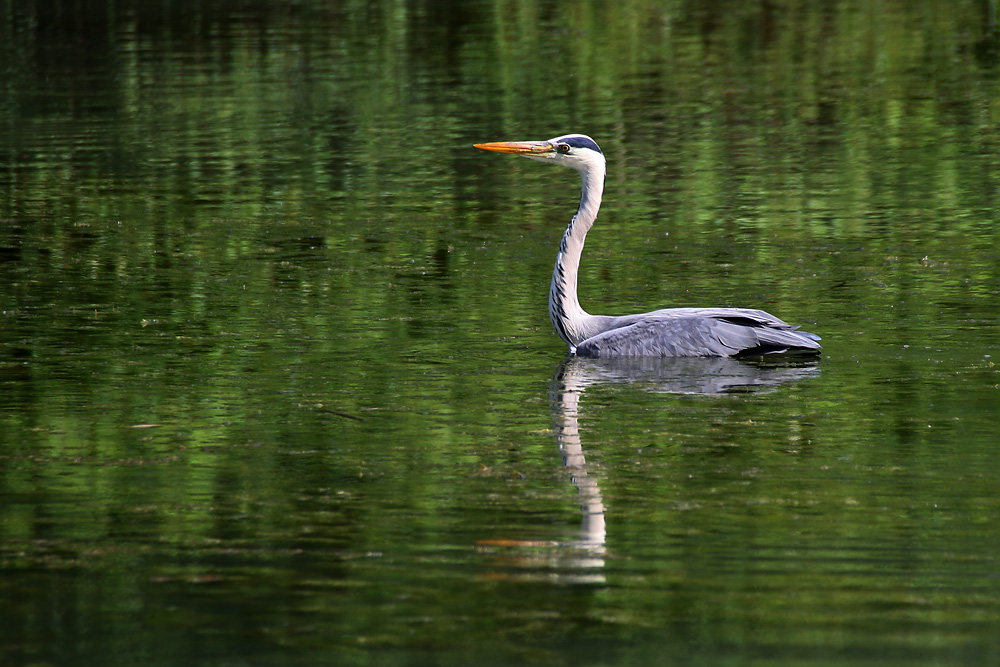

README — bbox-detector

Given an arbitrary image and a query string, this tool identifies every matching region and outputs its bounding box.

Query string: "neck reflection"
[548,355,821,553]
[550,360,608,552]
[479,355,820,582]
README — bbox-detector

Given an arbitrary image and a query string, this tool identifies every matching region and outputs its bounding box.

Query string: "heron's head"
[474,133,604,175]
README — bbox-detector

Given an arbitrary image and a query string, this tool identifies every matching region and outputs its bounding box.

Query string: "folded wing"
[575,315,821,358]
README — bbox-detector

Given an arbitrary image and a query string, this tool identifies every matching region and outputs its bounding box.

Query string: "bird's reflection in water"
[559,355,822,396]
[477,355,820,583]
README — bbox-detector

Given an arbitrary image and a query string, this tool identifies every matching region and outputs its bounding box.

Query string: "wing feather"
[575,315,821,358]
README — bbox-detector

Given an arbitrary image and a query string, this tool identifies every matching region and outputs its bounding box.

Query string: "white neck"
[549,160,605,349]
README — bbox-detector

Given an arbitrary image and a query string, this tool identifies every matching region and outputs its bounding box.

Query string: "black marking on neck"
[549,251,572,345]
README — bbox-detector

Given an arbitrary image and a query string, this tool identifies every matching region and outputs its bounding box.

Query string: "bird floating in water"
[474,134,821,358]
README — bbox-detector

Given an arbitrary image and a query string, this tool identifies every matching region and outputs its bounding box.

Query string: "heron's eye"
[557,143,571,154]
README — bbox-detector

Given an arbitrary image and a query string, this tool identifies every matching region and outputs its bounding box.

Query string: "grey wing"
[575,316,821,358]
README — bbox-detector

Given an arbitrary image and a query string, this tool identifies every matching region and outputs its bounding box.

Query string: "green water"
[2,1,1000,665]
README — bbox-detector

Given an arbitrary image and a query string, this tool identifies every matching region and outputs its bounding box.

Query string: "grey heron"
[475,133,821,358]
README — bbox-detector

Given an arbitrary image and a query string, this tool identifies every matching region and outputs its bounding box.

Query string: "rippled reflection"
[480,356,821,583]
[5,0,1000,663]
[552,356,820,551]
[555,355,822,396]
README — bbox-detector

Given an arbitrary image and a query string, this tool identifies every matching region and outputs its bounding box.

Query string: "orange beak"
[474,141,553,155]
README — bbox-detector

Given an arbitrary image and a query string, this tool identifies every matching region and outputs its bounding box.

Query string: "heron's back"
[575,308,821,358]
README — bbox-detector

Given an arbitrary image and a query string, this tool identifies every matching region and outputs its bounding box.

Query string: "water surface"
[2,1,1000,665]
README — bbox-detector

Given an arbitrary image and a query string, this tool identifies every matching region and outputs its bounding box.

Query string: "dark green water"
[2,1,1000,665]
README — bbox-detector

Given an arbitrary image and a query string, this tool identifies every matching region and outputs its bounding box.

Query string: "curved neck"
[549,164,605,348]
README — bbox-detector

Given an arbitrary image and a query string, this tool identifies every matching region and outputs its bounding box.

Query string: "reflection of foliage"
[1,3,1000,661]
[1,0,997,477]
[2,0,999,233]
[0,1,997,421]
